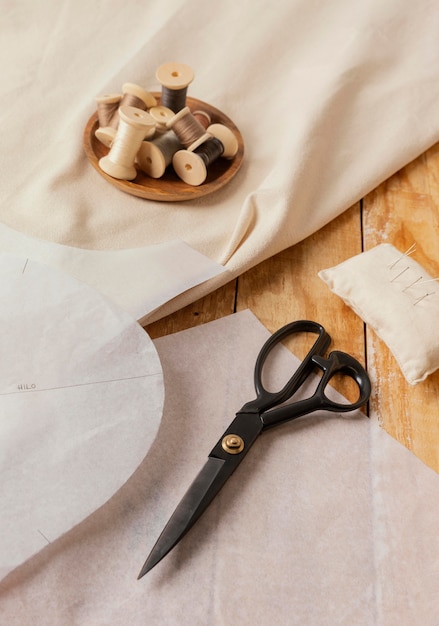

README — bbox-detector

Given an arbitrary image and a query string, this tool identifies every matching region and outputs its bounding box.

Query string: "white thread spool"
[137,131,182,178]
[207,123,239,158]
[99,106,156,180]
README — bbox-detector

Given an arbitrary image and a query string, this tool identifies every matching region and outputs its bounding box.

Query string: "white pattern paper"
[0,254,164,579]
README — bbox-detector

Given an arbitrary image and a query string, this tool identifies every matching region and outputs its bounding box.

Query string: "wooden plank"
[236,204,364,353]
[362,141,439,472]
[145,280,237,339]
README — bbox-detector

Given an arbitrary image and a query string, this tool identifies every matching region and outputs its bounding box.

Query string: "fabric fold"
[1,0,438,319]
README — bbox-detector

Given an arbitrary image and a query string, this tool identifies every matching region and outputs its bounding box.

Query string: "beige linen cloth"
[1,310,438,624]
[1,0,439,322]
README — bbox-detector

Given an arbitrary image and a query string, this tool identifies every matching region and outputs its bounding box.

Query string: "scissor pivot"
[222,434,244,454]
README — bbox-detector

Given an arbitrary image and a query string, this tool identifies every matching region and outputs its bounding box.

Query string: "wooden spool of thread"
[206,123,239,159]
[172,135,225,186]
[166,106,207,148]
[137,131,182,178]
[149,105,175,135]
[94,93,121,147]
[156,62,194,112]
[191,109,211,130]
[95,93,121,127]
[99,106,156,180]
[109,83,157,128]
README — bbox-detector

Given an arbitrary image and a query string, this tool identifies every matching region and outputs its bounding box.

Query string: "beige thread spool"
[166,106,207,148]
[149,105,175,135]
[156,62,194,112]
[109,83,157,128]
[95,93,121,127]
[94,93,121,147]
[137,131,182,178]
[99,106,156,180]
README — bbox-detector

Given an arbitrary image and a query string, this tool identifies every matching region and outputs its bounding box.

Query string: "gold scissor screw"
[221,434,244,454]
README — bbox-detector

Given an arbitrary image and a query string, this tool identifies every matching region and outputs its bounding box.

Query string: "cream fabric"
[319,243,439,384]
[1,1,439,321]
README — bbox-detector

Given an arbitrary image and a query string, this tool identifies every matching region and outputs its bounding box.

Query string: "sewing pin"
[388,243,416,269]
[390,266,409,282]
[402,276,423,292]
[413,292,435,306]
[415,278,439,286]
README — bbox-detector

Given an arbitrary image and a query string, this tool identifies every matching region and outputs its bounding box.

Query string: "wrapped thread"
[167,107,207,148]
[137,131,182,178]
[99,106,155,180]
[156,62,194,112]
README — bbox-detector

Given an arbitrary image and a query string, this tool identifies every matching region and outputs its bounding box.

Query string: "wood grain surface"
[146,141,439,474]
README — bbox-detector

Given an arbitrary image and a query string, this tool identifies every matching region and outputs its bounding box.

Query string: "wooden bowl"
[83,94,244,201]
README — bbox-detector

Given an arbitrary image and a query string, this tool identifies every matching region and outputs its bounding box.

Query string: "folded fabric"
[318,243,439,384]
[1,0,439,321]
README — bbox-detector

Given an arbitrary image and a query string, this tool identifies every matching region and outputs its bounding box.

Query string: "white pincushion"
[318,244,439,385]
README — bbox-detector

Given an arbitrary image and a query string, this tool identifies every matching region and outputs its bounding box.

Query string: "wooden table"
[146,141,439,474]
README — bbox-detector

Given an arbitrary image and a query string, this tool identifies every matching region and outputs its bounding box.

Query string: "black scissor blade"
[138,457,227,578]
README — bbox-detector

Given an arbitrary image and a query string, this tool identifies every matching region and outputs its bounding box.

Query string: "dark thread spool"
[156,62,194,113]
[194,137,224,167]
[172,136,225,186]
[137,131,182,178]
[167,106,206,148]
[161,87,188,113]
[207,123,239,159]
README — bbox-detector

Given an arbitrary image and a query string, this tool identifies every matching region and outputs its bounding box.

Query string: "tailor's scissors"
[138,320,371,578]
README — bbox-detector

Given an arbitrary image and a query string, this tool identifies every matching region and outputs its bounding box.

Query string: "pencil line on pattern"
[0,373,159,396]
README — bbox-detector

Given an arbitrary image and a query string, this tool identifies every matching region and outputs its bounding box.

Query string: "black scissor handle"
[312,350,371,411]
[240,320,331,414]
[261,349,371,429]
